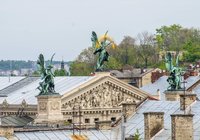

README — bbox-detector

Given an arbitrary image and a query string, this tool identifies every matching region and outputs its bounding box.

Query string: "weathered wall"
[144,112,164,140]
[171,114,193,140]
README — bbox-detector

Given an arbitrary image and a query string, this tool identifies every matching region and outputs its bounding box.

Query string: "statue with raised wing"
[165,52,183,90]
[91,31,116,71]
[37,54,57,95]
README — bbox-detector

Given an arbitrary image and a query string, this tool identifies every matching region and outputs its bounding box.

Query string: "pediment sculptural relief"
[63,82,138,110]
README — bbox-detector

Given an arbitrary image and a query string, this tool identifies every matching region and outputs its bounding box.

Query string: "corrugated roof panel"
[117,100,180,139]
[33,132,50,140]
[51,131,71,140]
[15,133,30,140]
[0,76,95,105]
[0,77,25,90]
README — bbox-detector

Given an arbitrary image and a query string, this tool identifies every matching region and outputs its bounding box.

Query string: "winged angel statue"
[165,52,184,90]
[91,31,116,71]
[37,54,57,95]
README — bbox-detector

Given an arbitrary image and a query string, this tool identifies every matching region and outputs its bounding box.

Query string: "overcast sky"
[0,0,199,61]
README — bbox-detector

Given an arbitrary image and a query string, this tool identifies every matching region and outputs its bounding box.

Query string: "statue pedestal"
[164,90,190,101]
[35,94,64,124]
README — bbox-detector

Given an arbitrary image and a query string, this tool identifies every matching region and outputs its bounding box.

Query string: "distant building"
[61,60,65,70]
[111,68,160,88]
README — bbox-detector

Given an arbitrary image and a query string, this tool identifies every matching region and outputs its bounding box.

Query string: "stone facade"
[144,112,164,140]
[171,114,194,140]
[0,126,14,138]
[61,74,150,127]
[0,74,152,129]
[35,94,63,124]
[0,103,37,117]
[180,94,196,110]
[122,102,136,122]
[95,120,112,130]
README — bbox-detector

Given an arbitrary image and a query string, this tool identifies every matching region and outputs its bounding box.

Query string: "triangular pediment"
[61,73,154,109]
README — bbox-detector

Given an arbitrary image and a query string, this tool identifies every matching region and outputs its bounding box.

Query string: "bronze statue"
[91,31,116,71]
[165,52,183,90]
[37,54,57,95]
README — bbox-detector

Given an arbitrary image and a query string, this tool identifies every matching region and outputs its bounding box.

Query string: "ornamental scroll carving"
[64,83,136,109]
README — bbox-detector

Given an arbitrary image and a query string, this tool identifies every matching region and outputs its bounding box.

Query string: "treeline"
[70,24,200,76]
[0,60,34,71]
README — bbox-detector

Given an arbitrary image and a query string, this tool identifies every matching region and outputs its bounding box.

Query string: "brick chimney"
[171,114,194,140]
[144,112,164,140]
[180,94,196,110]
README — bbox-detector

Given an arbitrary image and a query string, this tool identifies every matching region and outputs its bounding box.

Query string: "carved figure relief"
[63,83,137,110]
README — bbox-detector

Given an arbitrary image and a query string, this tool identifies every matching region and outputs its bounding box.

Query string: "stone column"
[171,114,193,140]
[144,112,164,140]
[180,94,196,110]
[35,94,64,124]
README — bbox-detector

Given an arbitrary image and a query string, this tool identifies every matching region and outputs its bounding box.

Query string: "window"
[67,119,72,123]
[94,118,99,122]
[111,117,116,122]
[85,118,90,123]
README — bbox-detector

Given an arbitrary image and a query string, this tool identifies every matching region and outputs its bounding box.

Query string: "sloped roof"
[0,76,95,105]
[141,76,200,100]
[0,77,25,90]
[123,100,180,139]
[12,100,200,140]
[154,101,200,140]
[1,116,33,127]
[14,130,113,140]
[112,100,200,140]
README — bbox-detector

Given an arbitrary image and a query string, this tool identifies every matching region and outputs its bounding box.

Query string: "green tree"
[54,69,66,76]
[116,36,136,65]
[137,31,158,68]
[133,129,142,140]
[105,57,122,70]
[70,61,94,76]
[156,24,182,51]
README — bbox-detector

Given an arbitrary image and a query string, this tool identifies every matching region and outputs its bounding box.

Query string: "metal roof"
[0,76,95,105]
[0,77,25,90]
[14,130,113,140]
[1,116,33,127]
[123,100,180,139]
[140,76,200,100]
[3,100,200,140]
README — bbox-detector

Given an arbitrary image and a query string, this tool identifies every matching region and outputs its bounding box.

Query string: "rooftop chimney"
[180,94,196,111]
[171,114,194,140]
[144,112,164,140]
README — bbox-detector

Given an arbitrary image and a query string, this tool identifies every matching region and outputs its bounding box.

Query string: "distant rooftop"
[111,68,155,78]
